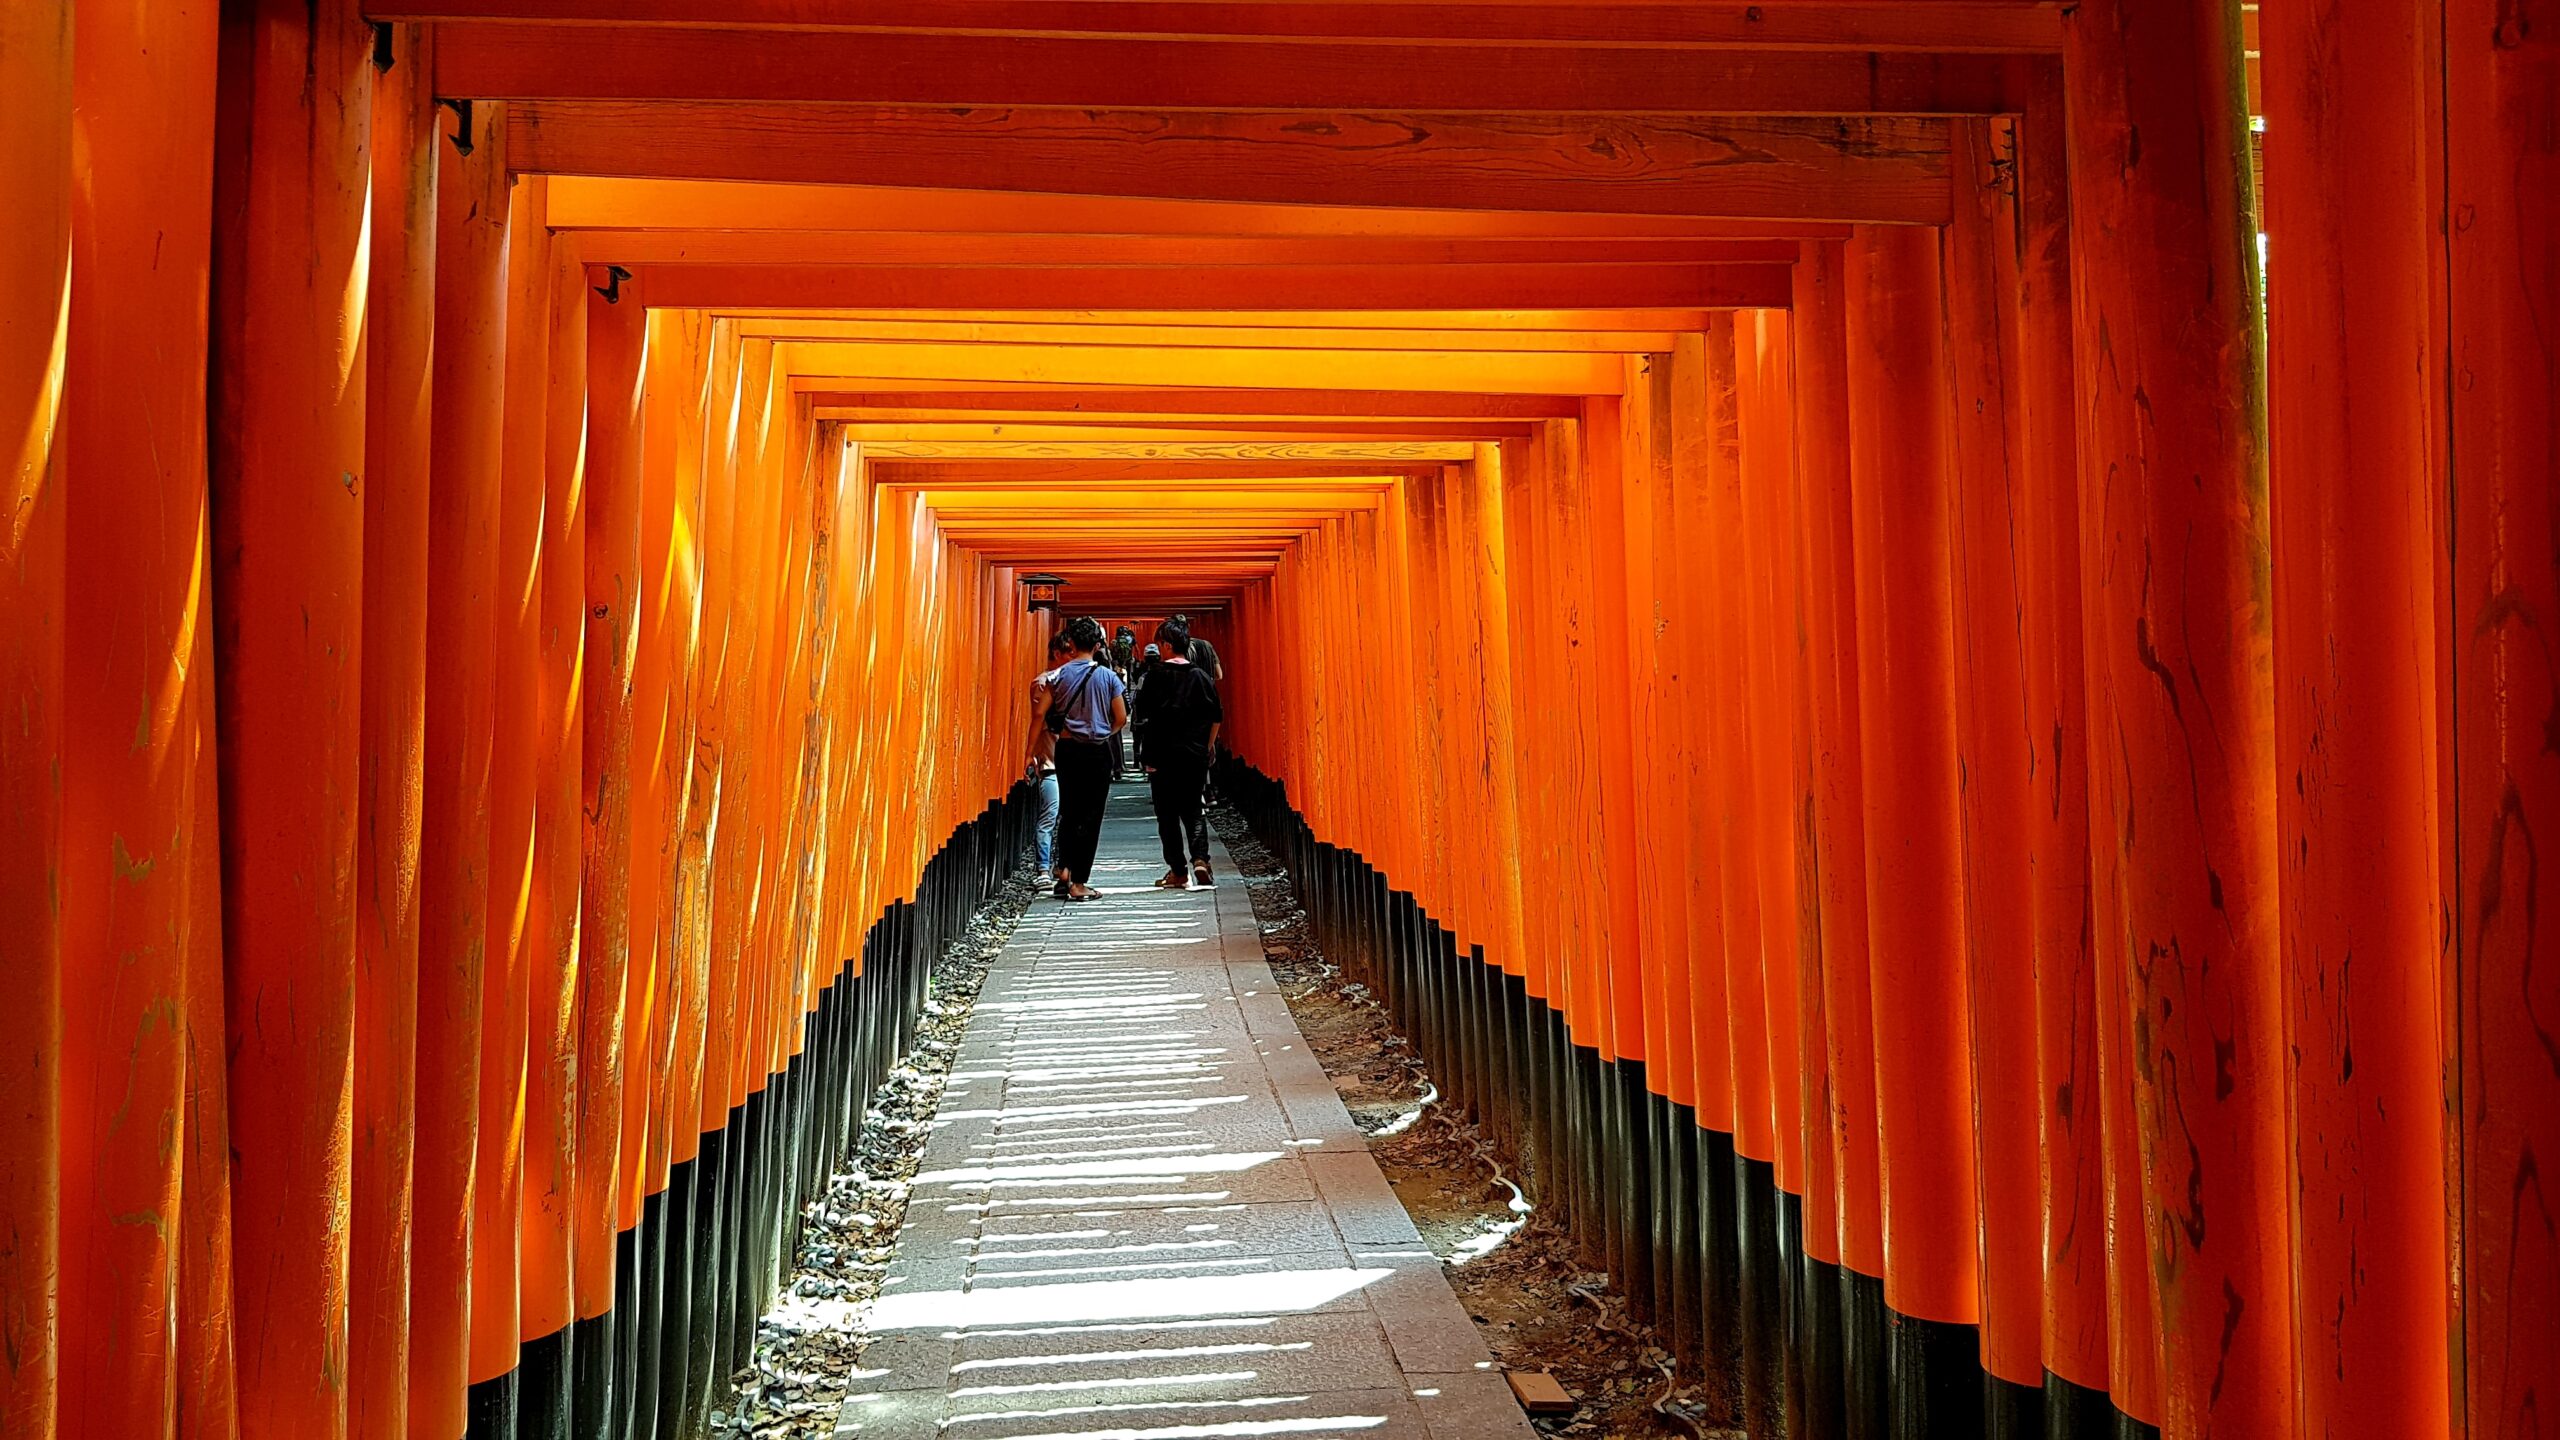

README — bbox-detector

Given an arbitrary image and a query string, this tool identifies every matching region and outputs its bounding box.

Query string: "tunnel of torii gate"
[0,2,2554,1439]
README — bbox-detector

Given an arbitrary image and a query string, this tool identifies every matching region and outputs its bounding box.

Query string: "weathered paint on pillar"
[2260,4,2454,1435]
[2014,64,2110,1399]
[1843,223,1980,1330]
[1,3,71,1434]
[477,171,549,1392]
[576,266,647,1321]
[208,0,372,1430]
[1788,243,1883,1278]
[63,0,232,1431]
[2445,3,2560,1434]
[2063,1,2292,1431]
[1940,116,2047,1391]
[412,92,511,1437]
[523,234,586,1356]
[350,24,433,1440]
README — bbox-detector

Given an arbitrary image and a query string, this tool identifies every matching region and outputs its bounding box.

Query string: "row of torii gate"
[1,4,2554,1440]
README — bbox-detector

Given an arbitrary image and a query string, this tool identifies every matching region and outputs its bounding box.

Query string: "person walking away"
[1169,612,1224,855]
[1132,617,1223,888]
[1025,629,1073,896]
[1032,615,1128,901]
[1172,612,1223,682]
[1109,624,1138,779]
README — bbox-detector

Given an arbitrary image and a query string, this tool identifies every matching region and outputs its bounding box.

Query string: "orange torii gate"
[2,4,2554,1440]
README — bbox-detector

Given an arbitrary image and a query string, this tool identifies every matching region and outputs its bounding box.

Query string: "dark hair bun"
[1067,615,1106,649]
[1157,617,1191,651]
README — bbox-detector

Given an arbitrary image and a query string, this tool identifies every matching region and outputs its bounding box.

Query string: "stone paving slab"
[838,784,1531,1440]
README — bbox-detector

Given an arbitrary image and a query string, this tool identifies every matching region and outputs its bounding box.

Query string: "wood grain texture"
[508,104,1953,224]
[2063,0,2285,1428]
[379,0,2066,50]
[439,24,2021,113]
[634,263,1791,313]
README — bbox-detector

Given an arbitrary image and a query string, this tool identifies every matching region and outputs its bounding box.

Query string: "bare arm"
[1026,678,1053,768]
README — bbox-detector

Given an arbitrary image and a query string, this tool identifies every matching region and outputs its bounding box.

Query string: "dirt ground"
[1213,805,1741,1440]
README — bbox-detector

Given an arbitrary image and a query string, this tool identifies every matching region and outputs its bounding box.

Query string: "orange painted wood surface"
[574,269,645,1320]
[476,171,549,1386]
[2445,4,2560,1434]
[1940,117,2045,1389]
[1842,224,1979,1329]
[351,24,435,1440]
[411,92,511,1435]
[2064,0,2290,1429]
[2261,3,2454,1433]
[2,4,71,1436]
[522,232,586,1350]
[15,11,2559,1435]
[506,104,1954,226]
[207,1,373,1432]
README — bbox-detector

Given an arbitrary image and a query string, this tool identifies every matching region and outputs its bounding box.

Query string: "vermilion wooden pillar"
[574,264,647,1410]
[2013,65,2112,1410]
[1736,312,1807,1207]
[2062,3,2292,1433]
[1701,317,1775,1170]
[1,4,70,1434]
[414,94,512,1440]
[1842,225,1982,1422]
[477,172,552,1418]
[520,234,585,1440]
[2445,4,2560,1433]
[1938,118,2046,1408]
[2260,4,2453,1435]
[60,0,231,1434]
[1788,243,1884,1296]
[1458,444,1531,997]
[209,0,372,1431]
[349,23,434,1440]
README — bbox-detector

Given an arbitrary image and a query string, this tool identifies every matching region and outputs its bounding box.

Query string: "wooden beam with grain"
[808,388,1584,421]
[508,105,1954,224]
[439,24,2025,113]
[558,230,1804,268]
[542,176,1850,240]
[635,263,1791,313]
[375,0,2066,52]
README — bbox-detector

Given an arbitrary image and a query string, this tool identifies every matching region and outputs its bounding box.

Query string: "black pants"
[1148,759,1211,872]
[1054,738,1115,884]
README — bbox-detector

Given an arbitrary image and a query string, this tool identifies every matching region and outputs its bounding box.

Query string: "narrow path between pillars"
[836,783,1535,1440]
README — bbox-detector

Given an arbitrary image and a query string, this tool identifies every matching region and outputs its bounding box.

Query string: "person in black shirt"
[1130,617,1223,888]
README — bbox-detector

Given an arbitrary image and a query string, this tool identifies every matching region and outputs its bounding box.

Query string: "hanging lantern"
[1020,573,1066,615]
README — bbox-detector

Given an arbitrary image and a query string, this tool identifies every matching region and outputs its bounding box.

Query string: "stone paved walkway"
[836,783,1536,1440]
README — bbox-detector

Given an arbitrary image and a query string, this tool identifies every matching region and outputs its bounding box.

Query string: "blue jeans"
[1035,769,1061,874]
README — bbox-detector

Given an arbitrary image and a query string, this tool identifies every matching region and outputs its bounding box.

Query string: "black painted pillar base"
[568,1307,615,1440]
[2041,1374,2159,1440]
[1887,1312,1985,1440]
[466,1370,520,1440]
[1791,1248,1847,1440]
[1696,1127,1742,1407]
[1985,1372,2046,1440]
[518,1328,572,1440]
[1734,1153,1782,1438]
[1842,1268,1891,1440]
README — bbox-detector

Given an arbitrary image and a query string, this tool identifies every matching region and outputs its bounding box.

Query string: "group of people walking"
[1026,613,1226,901]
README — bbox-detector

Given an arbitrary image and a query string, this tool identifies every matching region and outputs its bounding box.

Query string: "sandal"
[1066,886,1100,902]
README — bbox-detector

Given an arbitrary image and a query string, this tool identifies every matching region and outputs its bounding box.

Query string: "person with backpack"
[1028,615,1128,901]
[1130,616,1224,888]
[1024,629,1073,893]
